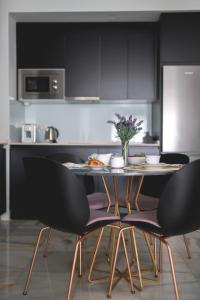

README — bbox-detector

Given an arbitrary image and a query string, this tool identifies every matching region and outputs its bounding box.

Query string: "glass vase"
[121,140,129,166]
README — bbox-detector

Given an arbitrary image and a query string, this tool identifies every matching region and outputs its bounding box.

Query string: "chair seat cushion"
[122,210,164,235]
[119,192,159,211]
[87,192,114,210]
[85,209,120,232]
[132,194,159,211]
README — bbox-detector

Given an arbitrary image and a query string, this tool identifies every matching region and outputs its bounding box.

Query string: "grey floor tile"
[0,220,200,300]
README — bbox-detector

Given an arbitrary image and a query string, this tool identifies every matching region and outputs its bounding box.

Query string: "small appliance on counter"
[45,126,59,143]
[21,124,36,143]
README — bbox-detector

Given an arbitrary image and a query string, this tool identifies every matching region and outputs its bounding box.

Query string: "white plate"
[89,166,106,170]
[63,162,88,169]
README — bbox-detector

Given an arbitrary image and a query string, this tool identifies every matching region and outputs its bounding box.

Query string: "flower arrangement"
[107,113,143,165]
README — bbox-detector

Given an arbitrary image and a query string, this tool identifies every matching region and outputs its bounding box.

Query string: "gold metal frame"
[23,226,50,295]
[88,174,159,290]
[108,226,180,300]
[23,226,120,300]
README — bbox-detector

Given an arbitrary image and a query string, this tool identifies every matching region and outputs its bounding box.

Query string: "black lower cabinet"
[0,147,6,215]
[10,146,97,219]
[10,145,158,219]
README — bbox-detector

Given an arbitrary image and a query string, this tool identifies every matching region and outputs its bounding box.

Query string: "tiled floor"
[0,220,200,300]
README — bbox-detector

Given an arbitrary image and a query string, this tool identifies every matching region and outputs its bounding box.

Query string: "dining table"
[66,163,183,291]
[69,163,182,213]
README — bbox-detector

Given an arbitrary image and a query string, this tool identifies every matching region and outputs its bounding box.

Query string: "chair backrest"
[160,153,189,164]
[158,159,200,236]
[140,153,189,198]
[46,153,95,195]
[23,157,90,234]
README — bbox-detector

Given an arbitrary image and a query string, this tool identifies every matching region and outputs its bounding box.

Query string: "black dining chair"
[22,157,120,300]
[127,153,190,211]
[134,153,191,260]
[119,153,190,259]
[46,153,114,210]
[108,159,200,300]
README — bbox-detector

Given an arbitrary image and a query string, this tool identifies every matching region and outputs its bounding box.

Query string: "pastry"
[87,159,104,166]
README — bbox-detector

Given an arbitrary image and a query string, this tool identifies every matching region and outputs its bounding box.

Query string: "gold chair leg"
[163,239,180,300]
[143,232,159,277]
[43,228,52,258]
[88,228,104,283]
[121,231,135,294]
[66,240,80,300]
[158,240,163,272]
[79,240,82,277]
[107,230,122,298]
[154,238,157,269]
[130,228,143,290]
[183,235,191,259]
[23,226,50,295]
[106,227,113,262]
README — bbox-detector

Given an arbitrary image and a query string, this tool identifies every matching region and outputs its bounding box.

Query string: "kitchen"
[1,1,200,299]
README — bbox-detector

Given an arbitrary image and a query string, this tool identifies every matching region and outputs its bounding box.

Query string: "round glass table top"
[66,164,183,177]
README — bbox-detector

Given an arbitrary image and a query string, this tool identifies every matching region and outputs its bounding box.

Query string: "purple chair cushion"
[87,192,115,210]
[132,194,159,211]
[119,192,159,211]
[86,209,120,231]
[122,210,164,235]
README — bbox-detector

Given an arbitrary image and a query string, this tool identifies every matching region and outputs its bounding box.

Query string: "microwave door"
[24,76,50,99]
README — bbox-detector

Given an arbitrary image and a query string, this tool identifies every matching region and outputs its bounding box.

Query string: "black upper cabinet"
[160,13,200,64]
[65,26,100,97]
[17,22,157,101]
[127,26,157,100]
[100,28,127,99]
[17,23,65,68]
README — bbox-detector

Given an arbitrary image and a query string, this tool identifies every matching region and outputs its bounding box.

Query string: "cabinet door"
[100,31,127,99]
[160,13,200,63]
[127,27,157,101]
[10,146,98,219]
[65,30,100,97]
[0,148,6,215]
[17,23,65,68]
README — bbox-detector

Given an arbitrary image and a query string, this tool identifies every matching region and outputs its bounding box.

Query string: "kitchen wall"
[24,103,152,143]
[1,1,200,141]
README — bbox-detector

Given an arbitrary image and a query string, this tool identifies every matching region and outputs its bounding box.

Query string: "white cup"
[111,156,124,168]
[146,155,160,164]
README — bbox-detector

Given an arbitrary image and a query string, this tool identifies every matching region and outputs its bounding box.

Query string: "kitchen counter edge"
[10,142,159,147]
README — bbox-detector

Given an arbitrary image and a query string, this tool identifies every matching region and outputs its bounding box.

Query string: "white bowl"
[128,156,146,165]
[146,155,160,164]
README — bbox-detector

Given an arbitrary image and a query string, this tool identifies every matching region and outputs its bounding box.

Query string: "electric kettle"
[45,126,59,143]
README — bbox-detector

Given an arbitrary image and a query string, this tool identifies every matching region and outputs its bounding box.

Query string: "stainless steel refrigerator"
[162,65,200,159]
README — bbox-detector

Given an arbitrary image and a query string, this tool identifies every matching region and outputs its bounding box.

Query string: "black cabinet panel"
[100,31,127,99]
[0,147,6,215]
[17,23,65,68]
[65,30,100,97]
[10,146,97,219]
[160,13,200,63]
[128,28,157,100]
[17,22,157,101]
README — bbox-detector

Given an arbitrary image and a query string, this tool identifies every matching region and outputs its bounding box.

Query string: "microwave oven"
[18,69,65,101]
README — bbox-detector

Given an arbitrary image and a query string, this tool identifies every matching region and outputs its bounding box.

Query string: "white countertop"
[10,141,159,147]
[0,140,9,145]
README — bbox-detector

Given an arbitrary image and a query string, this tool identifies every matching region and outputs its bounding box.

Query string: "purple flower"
[107,113,144,143]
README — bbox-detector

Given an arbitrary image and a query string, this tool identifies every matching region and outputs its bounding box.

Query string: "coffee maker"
[21,124,36,143]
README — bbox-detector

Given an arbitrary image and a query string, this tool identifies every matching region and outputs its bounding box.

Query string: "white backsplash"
[24,103,152,143]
